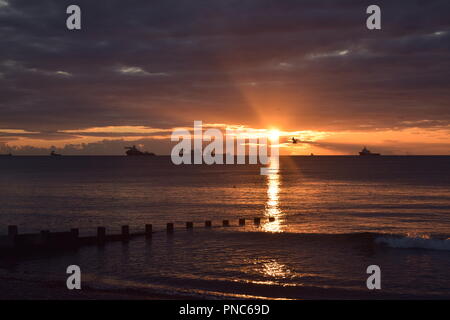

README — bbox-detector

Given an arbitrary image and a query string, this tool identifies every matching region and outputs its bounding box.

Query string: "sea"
[0,156,449,299]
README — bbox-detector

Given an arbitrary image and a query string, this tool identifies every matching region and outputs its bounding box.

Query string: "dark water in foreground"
[0,156,449,299]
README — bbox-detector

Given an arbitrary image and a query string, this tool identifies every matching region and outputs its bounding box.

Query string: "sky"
[0,0,449,155]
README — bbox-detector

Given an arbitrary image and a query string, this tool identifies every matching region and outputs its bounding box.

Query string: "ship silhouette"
[125,145,155,156]
[359,146,380,156]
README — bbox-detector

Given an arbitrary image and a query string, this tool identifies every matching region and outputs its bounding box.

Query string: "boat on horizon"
[50,150,62,157]
[359,146,380,156]
[125,145,155,156]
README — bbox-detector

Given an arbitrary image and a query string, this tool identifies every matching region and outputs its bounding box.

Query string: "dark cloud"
[0,0,449,139]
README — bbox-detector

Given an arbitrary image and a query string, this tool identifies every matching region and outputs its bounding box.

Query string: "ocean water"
[0,156,449,299]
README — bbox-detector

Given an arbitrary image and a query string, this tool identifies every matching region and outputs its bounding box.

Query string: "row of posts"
[7,217,276,244]
[165,216,276,233]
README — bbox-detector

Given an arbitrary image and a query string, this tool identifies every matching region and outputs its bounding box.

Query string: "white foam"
[375,236,450,251]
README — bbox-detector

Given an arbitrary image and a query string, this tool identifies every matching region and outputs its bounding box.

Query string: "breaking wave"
[375,234,450,251]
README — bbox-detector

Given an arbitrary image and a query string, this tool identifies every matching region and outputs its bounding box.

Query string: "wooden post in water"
[239,218,246,226]
[70,228,79,238]
[186,222,193,229]
[145,224,153,238]
[254,217,261,225]
[97,227,106,243]
[223,220,230,227]
[268,217,275,222]
[167,223,174,234]
[121,225,130,241]
[205,220,212,228]
[8,225,18,238]
[40,230,50,244]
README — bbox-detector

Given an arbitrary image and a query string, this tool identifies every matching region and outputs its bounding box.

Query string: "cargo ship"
[125,145,155,156]
[359,146,380,156]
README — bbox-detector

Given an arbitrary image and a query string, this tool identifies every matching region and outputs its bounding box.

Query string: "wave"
[375,235,450,251]
[229,230,450,252]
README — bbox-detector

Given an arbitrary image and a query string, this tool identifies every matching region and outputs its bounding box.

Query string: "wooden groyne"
[0,217,275,255]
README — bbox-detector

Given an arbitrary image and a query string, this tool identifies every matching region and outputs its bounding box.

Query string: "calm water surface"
[0,156,449,298]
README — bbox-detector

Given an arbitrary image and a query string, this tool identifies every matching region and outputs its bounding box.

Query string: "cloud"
[0,0,449,153]
[115,65,169,77]
[306,49,350,60]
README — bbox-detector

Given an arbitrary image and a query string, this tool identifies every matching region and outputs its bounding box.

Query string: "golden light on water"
[261,260,292,278]
[262,159,283,233]
[243,258,301,288]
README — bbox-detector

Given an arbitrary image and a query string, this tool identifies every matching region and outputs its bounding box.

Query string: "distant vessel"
[125,145,155,156]
[359,146,380,156]
[50,150,62,156]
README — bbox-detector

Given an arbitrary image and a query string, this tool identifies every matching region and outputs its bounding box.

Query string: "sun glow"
[268,129,280,142]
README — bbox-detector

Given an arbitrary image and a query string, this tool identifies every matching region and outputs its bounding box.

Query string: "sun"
[268,129,280,142]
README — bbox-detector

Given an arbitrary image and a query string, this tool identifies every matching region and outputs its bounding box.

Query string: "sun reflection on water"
[262,160,283,233]
[262,260,292,278]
